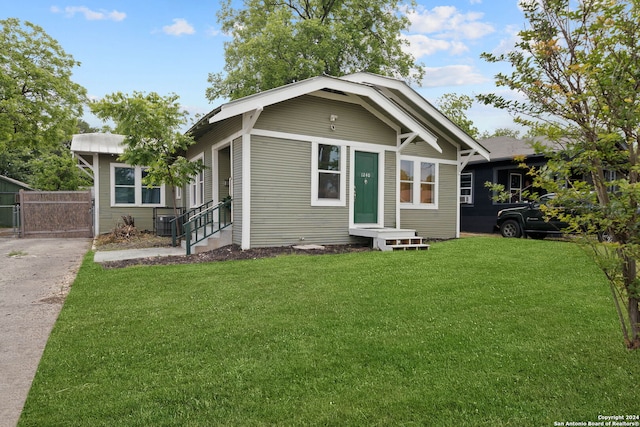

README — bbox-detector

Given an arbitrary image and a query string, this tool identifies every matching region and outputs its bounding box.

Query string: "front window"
[111,164,164,207]
[311,142,345,206]
[400,157,438,208]
[190,154,205,207]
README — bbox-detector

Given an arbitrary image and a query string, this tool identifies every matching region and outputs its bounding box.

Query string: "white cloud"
[408,6,495,40]
[163,18,195,36]
[403,34,468,59]
[420,65,488,88]
[53,6,126,22]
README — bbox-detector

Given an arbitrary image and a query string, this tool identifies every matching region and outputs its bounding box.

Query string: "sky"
[3,0,527,134]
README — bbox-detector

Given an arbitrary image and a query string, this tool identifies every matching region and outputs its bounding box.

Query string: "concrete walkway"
[93,246,184,263]
[0,237,91,427]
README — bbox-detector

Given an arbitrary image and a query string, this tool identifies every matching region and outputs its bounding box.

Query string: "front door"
[354,151,378,224]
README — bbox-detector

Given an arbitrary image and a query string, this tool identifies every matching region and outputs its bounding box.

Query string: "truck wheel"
[500,220,522,238]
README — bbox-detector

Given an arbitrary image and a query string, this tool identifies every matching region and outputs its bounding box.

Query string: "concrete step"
[181,226,232,254]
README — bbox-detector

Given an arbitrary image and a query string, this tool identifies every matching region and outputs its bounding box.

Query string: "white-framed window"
[189,153,205,207]
[460,172,473,204]
[510,173,522,203]
[311,142,345,206]
[110,163,164,207]
[400,156,438,209]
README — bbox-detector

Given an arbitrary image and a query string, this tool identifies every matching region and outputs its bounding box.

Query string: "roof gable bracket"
[459,149,477,169]
[74,153,95,180]
[398,132,418,151]
[243,107,263,133]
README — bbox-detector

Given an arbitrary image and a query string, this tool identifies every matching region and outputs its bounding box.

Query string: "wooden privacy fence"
[18,190,93,238]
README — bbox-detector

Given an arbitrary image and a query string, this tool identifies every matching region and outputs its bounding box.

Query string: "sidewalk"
[93,246,184,263]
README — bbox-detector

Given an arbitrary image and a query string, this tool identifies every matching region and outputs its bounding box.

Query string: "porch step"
[181,226,232,254]
[350,227,430,252]
[376,236,431,252]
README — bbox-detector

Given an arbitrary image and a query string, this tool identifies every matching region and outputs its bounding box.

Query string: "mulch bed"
[100,244,372,269]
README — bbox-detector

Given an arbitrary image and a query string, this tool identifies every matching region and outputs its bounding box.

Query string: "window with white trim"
[111,164,164,207]
[460,172,473,204]
[311,142,345,206]
[400,157,438,208]
[190,153,205,207]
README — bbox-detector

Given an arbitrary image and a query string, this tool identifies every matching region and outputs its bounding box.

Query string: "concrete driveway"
[0,237,90,427]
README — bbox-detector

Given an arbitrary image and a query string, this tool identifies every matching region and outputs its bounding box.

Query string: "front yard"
[20,237,640,426]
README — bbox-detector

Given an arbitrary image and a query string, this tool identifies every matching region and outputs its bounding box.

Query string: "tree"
[479,128,521,140]
[30,149,91,191]
[90,92,205,222]
[207,0,423,101]
[436,93,480,139]
[479,0,640,348]
[0,18,87,151]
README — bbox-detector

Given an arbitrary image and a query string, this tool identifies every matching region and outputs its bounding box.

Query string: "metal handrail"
[170,199,219,246]
[177,198,232,255]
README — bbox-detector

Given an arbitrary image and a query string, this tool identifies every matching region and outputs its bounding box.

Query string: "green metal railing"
[171,198,232,255]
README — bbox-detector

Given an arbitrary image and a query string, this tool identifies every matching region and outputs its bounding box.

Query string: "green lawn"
[20,237,639,426]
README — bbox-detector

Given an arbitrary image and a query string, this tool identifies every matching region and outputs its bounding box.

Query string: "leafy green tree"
[479,128,521,140]
[207,0,423,101]
[30,149,91,191]
[0,18,87,151]
[480,0,640,348]
[90,92,205,220]
[436,93,480,139]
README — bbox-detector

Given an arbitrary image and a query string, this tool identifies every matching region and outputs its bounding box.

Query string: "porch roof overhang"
[208,75,444,153]
[70,133,125,155]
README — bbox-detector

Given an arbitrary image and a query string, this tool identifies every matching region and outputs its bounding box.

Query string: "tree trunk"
[629,296,640,349]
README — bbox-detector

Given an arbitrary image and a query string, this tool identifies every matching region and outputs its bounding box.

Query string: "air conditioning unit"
[460,195,472,204]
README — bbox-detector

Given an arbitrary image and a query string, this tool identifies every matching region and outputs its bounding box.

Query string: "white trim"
[349,148,385,229]
[252,128,395,153]
[241,133,251,250]
[93,153,99,236]
[398,155,439,210]
[210,76,442,153]
[311,142,346,207]
[340,72,490,161]
[109,163,165,208]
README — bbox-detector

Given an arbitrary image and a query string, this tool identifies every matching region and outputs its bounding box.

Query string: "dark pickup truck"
[496,194,568,239]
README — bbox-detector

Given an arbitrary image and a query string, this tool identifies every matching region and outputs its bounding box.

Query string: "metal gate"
[17,190,93,238]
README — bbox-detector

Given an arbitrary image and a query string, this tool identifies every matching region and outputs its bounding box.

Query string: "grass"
[20,237,640,426]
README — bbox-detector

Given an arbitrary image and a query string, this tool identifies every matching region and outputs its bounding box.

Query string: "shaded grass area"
[20,238,639,426]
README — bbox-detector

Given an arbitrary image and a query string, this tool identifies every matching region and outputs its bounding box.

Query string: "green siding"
[401,138,458,161]
[249,135,361,248]
[400,163,458,239]
[96,154,173,234]
[257,95,397,147]
[384,151,396,228]
[232,138,242,246]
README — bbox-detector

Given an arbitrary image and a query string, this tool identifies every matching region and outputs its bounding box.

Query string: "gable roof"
[70,132,125,155]
[205,74,490,160]
[467,136,556,165]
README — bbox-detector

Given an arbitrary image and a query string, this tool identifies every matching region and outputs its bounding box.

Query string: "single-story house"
[0,175,32,227]
[460,136,550,233]
[73,73,490,250]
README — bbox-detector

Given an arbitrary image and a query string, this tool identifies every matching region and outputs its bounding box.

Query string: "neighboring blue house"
[460,137,548,233]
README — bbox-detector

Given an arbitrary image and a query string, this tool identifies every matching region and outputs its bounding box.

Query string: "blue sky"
[3,1,527,134]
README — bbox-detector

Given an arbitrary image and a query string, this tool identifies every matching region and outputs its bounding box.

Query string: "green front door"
[354,151,378,224]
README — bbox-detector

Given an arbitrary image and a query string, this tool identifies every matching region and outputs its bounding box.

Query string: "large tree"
[90,92,205,221]
[207,0,423,101]
[436,93,480,139]
[480,0,640,348]
[0,18,87,151]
